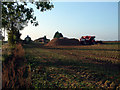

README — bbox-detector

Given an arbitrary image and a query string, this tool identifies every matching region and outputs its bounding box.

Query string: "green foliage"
[2,2,53,30]
[53,31,63,38]
[8,31,14,45]
[59,33,63,37]
[8,29,21,45]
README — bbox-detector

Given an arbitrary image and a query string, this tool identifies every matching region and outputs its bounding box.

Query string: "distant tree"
[2,1,54,45]
[59,33,63,37]
[53,31,63,38]
[54,31,59,38]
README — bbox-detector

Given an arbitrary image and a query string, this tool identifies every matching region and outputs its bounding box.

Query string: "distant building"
[24,35,31,44]
[34,36,50,43]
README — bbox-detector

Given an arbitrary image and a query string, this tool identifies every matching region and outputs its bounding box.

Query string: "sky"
[19,2,118,41]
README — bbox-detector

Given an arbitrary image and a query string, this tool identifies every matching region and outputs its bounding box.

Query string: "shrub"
[53,31,63,38]
[2,43,32,88]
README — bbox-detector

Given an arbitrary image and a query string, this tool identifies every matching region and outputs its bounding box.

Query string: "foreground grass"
[23,42,120,88]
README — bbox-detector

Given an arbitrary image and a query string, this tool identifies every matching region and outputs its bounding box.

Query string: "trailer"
[80,36,96,45]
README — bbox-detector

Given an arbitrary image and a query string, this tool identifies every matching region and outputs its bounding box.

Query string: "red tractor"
[80,36,96,45]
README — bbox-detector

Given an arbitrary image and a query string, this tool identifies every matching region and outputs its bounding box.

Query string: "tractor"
[80,36,96,45]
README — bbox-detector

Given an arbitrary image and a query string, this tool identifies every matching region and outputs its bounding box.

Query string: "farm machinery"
[79,36,96,45]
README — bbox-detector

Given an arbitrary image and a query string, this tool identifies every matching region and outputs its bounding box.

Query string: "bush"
[2,43,32,88]
[53,31,63,38]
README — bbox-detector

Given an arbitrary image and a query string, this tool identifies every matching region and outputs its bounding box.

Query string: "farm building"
[24,35,32,44]
[34,36,50,43]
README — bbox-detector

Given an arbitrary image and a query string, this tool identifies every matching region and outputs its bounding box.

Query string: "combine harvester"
[79,36,96,45]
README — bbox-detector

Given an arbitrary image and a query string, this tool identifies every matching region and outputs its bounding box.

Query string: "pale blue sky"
[20,2,118,41]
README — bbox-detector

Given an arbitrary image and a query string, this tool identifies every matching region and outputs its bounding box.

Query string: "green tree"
[54,31,59,38]
[2,1,54,45]
[53,31,63,38]
[59,33,63,37]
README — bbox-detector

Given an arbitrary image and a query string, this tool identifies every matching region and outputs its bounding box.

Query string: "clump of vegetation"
[53,31,63,38]
[2,43,32,88]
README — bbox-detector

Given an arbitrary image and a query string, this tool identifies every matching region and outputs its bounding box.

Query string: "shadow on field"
[45,47,119,51]
[26,54,120,77]
[24,43,120,77]
[23,43,44,48]
[23,43,119,51]
[102,41,120,45]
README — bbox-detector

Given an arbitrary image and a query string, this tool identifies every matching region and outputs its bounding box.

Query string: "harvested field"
[23,41,120,89]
